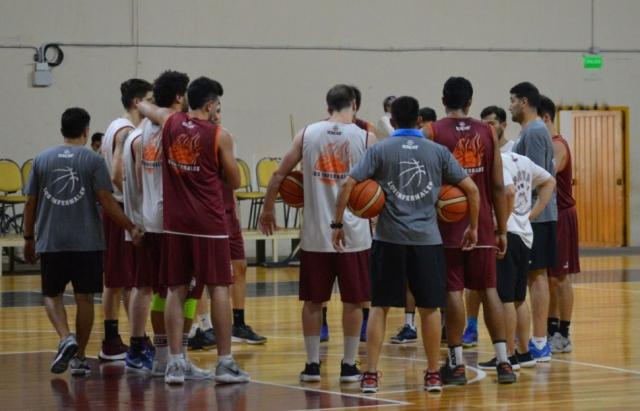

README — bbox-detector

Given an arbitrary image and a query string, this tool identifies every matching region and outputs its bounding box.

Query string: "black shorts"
[40,251,104,297]
[497,233,530,303]
[370,240,446,309]
[529,222,557,270]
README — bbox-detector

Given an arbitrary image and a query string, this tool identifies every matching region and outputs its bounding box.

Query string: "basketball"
[348,179,385,218]
[437,184,468,222]
[279,170,304,207]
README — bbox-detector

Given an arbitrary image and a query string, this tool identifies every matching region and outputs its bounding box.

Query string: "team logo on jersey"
[386,158,433,202]
[327,125,343,136]
[456,121,471,132]
[142,130,162,172]
[402,140,418,150]
[313,142,349,184]
[452,133,485,174]
[43,166,86,206]
[168,133,201,173]
[513,169,532,216]
[57,149,74,159]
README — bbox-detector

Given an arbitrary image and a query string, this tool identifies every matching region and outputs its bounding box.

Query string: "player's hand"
[496,232,507,259]
[24,239,37,264]
[332,228,345,253]
[461,226,478,251]
[130,227,145,246]
[259,210,277,236]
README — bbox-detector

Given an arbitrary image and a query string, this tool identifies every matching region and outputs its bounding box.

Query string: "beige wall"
[1,0,639,246]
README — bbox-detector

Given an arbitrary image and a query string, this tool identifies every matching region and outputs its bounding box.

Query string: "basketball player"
[259,84,375,383]
[334,96,478,393]
[98,79,152,361]
[428,77,516,384]
[509,82,557,361]
[375,95,396,139]
[23,107,143,375]
[539,95,580,353]
[91,132,103,153]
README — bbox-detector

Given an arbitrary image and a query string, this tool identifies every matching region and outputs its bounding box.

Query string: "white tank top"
[140,119,164,233]
[101,117,134,203]
[122,129,143,241]
[301,121,371,252]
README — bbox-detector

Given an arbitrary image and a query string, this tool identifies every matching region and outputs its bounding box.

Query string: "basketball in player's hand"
[437,184,468,222]
[279,170,304,207]
[348,179,385,219]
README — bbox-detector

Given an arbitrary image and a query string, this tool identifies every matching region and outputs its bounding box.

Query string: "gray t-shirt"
[513,118,557,222]
[25,144,113,253]
[349,134,468,245]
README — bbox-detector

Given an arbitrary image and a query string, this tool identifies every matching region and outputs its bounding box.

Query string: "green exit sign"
[583,54,603,70]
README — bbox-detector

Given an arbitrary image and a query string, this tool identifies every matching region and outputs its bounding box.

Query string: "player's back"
[101,118,134,202]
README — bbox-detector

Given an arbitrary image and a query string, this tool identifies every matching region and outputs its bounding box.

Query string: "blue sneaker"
[320,324,329,342]
[528,339,552,362]
[360,319,368,342]
[125,347,154,374]
[390,325,418,344]
[462,326,478,348]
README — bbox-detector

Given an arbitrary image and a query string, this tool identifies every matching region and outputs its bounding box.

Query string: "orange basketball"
[437,184,468,222]
[348,179,385,219]
[279,170,304,207]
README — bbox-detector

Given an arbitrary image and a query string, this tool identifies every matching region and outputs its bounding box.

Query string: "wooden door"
[572,111,625,246]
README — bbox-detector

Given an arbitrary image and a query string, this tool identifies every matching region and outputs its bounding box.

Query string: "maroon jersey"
[354,118,371,132]
[161,112,227,237]
[222,183,235,211]
[431,117,496,247]
[553,135,576,210]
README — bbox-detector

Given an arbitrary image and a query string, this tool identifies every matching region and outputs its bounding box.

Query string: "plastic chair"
[234,158,265,229]
[0,159,26,234]
[21,159,33,194]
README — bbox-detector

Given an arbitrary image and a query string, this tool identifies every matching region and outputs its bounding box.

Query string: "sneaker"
[99,335,128,361]
[300,362,321,382]
[360,320,368,342]
[184,359,213,380]
[125,347,153,374]
[152,359,167,377]
[496,361,517,384]
[339,361,362,382]
[424,371,443,393]
[462,326,478,348]
[164,358,186,385]
[360,371,379,393]
[232,324,267,345]
[188,328,215,350]
[550,332,572,353]
[215,358,250,384]
[439,359,467,385]
[478,355,520,371]
[320,324,329,342]
[515,351,537,368]
[528,339,552,362]
[51,334,79,374]
[69,356,91,376]
[203,328,217,347]
[390,325,418,344]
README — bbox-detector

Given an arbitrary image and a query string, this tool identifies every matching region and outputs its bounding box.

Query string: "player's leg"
[440,249,467,385]
[528,222,555,361]
[188,288,215,350]
[231,258,267,344]
[463,289,480,347]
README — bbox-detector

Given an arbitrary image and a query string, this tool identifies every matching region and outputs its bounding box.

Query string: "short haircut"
[391,96,419,129]
[187,77,224,110]
[442,77,473,110]
[326,84,356,113]
[351,85,362,110]
[538,95,556,122]
[383,95,396,111]
[91,132,104,144]
[418,107,437,123]
[61,107,90,138]
[510,81,541,109]
[480,105,507,123]
[120,78,153,109]
[153,70,189,108]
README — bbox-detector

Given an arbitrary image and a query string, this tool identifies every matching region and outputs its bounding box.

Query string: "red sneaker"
[424,370,443,393]
[361,371,380,393]
[99,335,128,361]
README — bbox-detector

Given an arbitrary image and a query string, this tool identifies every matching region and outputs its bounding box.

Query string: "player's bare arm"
[530,176,556,221]
[22,194,38,264]
[553,139,567,173]
[457,176,480,250]
[490,129,509,257]
[132,134,143,193]
[137,101,173,127]
[218,130,241,189]
[96,189,143,245]
[332,176,358,252]
[111,127,131,191]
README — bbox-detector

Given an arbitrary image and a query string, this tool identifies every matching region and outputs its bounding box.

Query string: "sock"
[182,333,189,355]
[169,353,183,363]
[532,336,547,350]
[493,340,509,363]
[322,307,328,326]
[547,317,559,336]
[362,308,369,322]
[304,336,321,364]
[559,320,571,338]
[218,354,233,363]
[343,336,359,365]
[448,345,464,368]
[188,323,199,338]
[233,309,245,327]
[466,317,478,331]
[130,336,146,354]
[198,313,213,330]
[104,320,119,340]
[154,334,168,361]
[404,311,415,328]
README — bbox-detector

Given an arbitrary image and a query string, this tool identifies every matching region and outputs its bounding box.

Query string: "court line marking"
[573,284,640,294]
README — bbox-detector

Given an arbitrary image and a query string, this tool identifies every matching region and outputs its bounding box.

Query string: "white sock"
[304,336,321,364]
[404,312,416,328]
[188,324,199,338]
[532,336,547,350]
[494,341,509,363]
[343,336,360,365]
[448,346,464,368]
[218,354,233,363]
[169,353,184,363]
[198,313,213,330]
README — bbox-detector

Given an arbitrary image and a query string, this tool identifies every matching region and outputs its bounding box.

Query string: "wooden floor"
[1,253,640,410]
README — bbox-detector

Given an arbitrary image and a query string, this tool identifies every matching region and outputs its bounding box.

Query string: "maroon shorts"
[225,209,245,261]
[548,206,581,277]
[132,233,163,288]
[299,249,370,304]
[153,279,206,300]
[160,233,232,288]
[103,207,134,289]
[445,247,497,291]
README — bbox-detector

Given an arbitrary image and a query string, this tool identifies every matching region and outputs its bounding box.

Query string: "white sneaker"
[215,358,250,384]
[164,358,186,385]
[152,359,167,377]
[184,359,213,380]
[550,332,572,353]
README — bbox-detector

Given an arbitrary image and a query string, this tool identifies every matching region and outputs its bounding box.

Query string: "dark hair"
[480,105,507,123]
[350,85,362,110]
[61,107,90,138]
[442,77,473,110]
[153,70,189,108]
[120,78,152,109]
[326,84,355,113]
[418,107,437,123]
[510,82,541,109]
[383,96,396,111]
[187,76,224,110]
[538,95,556,122]
[91,132,103,144]
[391,96,419,129]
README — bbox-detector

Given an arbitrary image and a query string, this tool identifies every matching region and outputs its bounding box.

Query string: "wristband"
[330,221,343,229]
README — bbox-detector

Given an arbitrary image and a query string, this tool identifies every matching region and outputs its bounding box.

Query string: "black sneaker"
[515,351,537,368]
[339,361,362,382]
[232,324,267,345]
[300,362,321,382]
[439,359,467,385]
[203,328,216,347]
[51,334,79,374]
[188,328,214,350]
[478,355,520,371]
[497,361,517,384]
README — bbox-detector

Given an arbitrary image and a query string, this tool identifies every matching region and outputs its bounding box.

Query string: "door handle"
[617,178,623,186]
